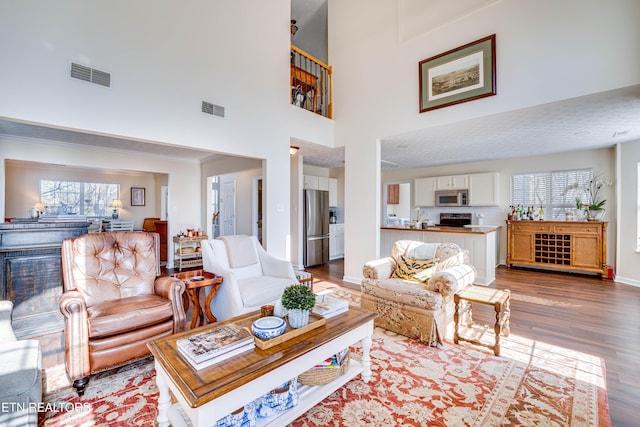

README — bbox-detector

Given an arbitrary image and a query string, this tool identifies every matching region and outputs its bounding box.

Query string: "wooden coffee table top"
[148,306,376,408]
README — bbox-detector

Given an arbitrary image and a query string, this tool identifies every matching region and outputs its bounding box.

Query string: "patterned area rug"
[39,285,610,427]
[39,359,159,426]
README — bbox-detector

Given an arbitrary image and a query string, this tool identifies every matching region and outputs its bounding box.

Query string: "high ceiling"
[2,0,638,171]
[288,0,640,171]
[297,84,640,170]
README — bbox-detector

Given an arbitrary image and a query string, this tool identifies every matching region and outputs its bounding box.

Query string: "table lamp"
[109,199,123,219]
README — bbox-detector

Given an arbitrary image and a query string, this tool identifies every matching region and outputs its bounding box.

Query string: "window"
[511,169,592,220]
[40,180,119,216]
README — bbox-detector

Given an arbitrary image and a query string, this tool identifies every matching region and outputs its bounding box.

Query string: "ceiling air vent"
[202,101,225,118]
[70,63,111,87]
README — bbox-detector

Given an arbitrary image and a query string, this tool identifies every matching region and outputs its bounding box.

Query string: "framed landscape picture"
[131,187,145,206]
[419,34,496,113]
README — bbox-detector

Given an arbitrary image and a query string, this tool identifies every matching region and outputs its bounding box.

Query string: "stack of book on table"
[177,324,254,370]
[312,295,349,318]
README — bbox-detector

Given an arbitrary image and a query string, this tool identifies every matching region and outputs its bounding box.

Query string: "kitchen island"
[380,226,498,285]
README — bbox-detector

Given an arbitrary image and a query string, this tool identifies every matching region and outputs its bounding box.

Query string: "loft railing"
[290,45,332,119]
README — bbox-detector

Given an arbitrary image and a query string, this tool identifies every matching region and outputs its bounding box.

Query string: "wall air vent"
[202,101,225,118]
[70,63,111,87]
[70,63,91,82]
[91,69,111,87]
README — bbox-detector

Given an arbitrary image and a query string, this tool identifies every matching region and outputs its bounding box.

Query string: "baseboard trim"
[342,275,361,286]
[612,275,640,287]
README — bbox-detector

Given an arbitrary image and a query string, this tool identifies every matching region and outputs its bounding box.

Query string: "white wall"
[329,0,640,282]
[0,0,297,259]
[617,139,640,285]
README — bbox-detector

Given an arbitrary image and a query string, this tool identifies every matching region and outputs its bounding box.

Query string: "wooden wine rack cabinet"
[506,220,607,278]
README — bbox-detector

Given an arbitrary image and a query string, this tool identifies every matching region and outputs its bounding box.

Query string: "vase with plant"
[566,173,612,221]
[281,284,317,328]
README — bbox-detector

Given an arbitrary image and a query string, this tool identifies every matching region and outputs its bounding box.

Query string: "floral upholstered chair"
[361,240,476,345]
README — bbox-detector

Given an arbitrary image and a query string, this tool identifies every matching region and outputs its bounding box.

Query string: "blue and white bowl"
[252,316,286,340]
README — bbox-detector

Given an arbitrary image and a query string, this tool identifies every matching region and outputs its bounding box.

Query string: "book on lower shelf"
[178,341,255,370]
[176,324,253,364]
[308,348,349,370]
[312,295,349,318]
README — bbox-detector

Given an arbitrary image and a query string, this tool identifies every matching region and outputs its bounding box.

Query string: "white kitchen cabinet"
[329,178,338,206]
[469,172,500,206]
[318,176,330,191]
[329,223,344,259]
[414,177,437,206]
[304,175,331,192]
[435,174,469,190]
[416,174,469,206]
[303,175,319,190]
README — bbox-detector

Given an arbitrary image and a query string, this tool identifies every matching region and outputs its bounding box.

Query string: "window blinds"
[511,169,592,220]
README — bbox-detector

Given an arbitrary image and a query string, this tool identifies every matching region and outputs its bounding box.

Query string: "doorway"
[220,179,236,236]
[252,177,263,244]
[207,176,236,238]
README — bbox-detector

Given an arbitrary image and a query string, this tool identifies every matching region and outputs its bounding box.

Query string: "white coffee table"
[148,306,376,427]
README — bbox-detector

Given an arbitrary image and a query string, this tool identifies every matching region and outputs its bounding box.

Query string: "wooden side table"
[171,270,223,329]
[453,286,510,356]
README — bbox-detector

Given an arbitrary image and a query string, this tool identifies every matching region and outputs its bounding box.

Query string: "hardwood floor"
[306,259,640,427]
[36,260,639,426]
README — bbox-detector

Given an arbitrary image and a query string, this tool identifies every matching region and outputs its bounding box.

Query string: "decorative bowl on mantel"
[251,316,286,340]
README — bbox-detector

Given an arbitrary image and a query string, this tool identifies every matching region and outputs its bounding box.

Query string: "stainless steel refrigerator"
[304,189,329,267]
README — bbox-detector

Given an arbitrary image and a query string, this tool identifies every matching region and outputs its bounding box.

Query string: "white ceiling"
[379,84,640,170]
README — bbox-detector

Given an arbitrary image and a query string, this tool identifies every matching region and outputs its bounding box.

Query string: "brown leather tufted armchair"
[59,231,185,395]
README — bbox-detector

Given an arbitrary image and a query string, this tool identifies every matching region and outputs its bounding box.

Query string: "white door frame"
[252,176,262,241]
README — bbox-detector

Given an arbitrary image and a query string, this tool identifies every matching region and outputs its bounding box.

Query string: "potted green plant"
[281,284,316,328]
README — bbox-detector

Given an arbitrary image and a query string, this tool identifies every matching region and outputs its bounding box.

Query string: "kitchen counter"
[380,225,498,235]
[380,226,498,285]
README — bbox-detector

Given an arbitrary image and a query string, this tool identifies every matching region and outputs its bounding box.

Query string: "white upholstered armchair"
[202,235,297,321]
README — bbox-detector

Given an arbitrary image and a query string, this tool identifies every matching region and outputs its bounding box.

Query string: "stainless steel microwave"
[435,189,469,207]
